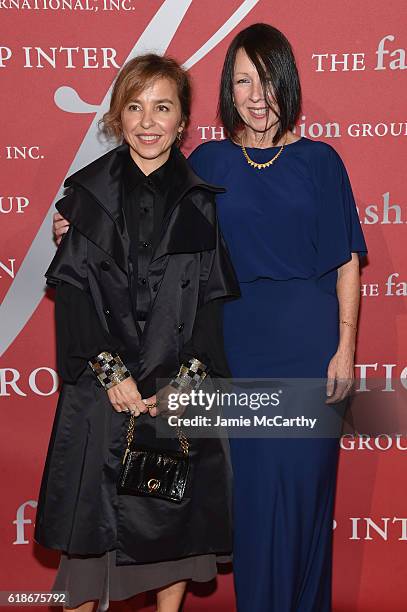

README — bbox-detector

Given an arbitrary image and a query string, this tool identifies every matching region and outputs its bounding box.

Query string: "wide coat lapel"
[151,147,225,262]
[58,144,129,273]
[57,144,225,276]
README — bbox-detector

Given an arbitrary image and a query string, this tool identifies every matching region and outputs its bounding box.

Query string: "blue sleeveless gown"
[189,138,367,612]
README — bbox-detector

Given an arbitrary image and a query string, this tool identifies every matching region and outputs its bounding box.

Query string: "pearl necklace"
[241,139,285,169]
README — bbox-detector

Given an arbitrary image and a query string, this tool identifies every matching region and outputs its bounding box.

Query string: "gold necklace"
[241,138,286,169]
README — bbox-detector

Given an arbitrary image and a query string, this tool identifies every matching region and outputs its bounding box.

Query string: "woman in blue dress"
[188,23,367,612]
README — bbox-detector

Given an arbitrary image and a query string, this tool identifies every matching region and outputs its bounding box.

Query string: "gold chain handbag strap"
[122,414,189,464]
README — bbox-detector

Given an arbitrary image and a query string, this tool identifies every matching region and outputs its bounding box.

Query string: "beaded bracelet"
[88,351,131,390]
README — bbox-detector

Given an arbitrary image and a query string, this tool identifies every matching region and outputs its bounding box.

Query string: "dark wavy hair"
[218,23,302,144]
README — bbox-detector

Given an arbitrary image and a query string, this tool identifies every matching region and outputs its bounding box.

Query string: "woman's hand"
[142,394,160,417]
[53,212,70,245]
[107,377,148,416]
[326,348,354,404]
[146,386,188,418]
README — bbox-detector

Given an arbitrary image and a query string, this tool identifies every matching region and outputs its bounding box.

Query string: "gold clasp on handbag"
[147,478,160,492]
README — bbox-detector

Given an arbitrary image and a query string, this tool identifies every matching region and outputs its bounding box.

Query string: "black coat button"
[178,323,184,332]
[104,308,111,316]
[101,260,110,271]
[142,242,150,248]
[140,278,147,285]
[181,279,190,288]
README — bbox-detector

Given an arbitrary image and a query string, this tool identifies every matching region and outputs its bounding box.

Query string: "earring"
[177,131,183,141]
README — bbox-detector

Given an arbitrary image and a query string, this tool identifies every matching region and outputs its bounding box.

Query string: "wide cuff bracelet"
[170,358,208,392]
[88,351,131,390]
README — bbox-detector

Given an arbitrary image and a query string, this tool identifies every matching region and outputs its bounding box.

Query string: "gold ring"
[145,401,159,409]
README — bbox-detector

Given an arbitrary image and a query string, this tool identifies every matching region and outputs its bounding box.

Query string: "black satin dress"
[51,149,231,611]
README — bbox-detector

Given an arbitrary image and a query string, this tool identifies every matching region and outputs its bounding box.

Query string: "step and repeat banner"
[0,1,406,610]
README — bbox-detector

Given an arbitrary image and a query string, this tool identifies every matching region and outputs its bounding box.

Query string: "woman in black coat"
[34,54,240,612]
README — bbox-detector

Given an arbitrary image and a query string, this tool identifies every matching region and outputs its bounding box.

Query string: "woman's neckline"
[230,136,305,150]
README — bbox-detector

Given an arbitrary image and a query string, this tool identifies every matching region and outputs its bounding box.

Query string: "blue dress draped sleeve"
[314,145,367,278]
[189,138,367,284]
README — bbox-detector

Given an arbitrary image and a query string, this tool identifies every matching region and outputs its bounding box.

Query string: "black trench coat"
[34,144,240,565]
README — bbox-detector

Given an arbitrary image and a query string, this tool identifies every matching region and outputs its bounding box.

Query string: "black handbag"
[117,414,190,503]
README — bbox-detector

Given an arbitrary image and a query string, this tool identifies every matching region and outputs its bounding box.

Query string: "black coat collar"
[64,143,224,219]
[58,144,225,272]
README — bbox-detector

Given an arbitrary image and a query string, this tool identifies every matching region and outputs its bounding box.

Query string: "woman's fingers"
[53,214,69,230]
[337,379,353,402]
[326,350,355,404]
[121,394,144,413]
[110,399,128,413]
[326,376,335,400]
[107,377,145,414]
[326,379,345,404]
[148,401,162,417]
[135,397,147,412]
[326,379,334,395]
[144,394,157,404]
[111,401,140,416]
[326,378,352,404]
[143,394,158,416]
[53,212,70,242]
[108,382,178,417]
[154,385,187,418]
[326,355,341,403]
[127,405,140,416]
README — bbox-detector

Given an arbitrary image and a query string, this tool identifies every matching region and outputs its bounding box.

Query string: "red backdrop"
[1,1,406,610]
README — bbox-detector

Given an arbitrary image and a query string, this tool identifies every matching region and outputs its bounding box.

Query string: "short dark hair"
[101,54,192,140]
[218,23,302,144]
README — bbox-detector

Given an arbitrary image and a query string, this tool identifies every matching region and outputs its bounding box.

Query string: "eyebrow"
[128,98,175,104]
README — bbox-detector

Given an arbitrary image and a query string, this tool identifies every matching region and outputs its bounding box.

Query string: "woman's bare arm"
[326,253,360,403]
